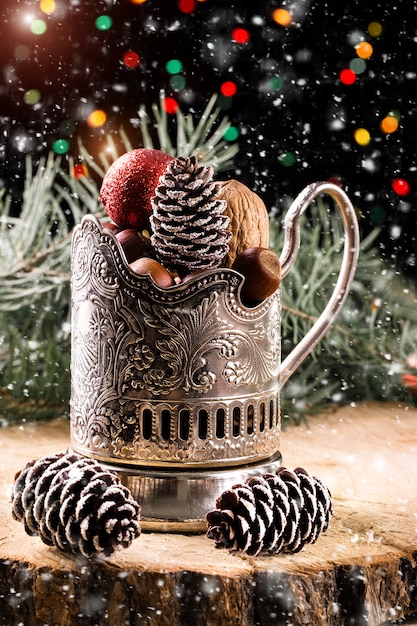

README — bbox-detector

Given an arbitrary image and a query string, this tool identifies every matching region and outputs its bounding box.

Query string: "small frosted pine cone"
[150,155,231,276]
[12,452,141,558]
[206,467,332,556]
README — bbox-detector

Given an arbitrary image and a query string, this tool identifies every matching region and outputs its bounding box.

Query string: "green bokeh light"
[95,15,113,30]
[59,120,76,136]
[165,59,183,74]
[169,75,186,91]
[269,76,283,91]
[349,58,367,74]
[388,109,401,121]
[23,89,41,105]
[370,205,385,224]
[30,19,47,35]
[223,126,239,141]
[279,151,297,167]
[52,139,70,155]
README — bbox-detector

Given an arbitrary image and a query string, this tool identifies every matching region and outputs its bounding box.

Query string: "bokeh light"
[40,0,56,15]
[72,164,88,179]
[339,68,357,85]
[380,115,399,134]
[355,41,373,59]
[231,27,250,44]
[220,81,237,97]
[122,51,140,69]
[30,19,47,35]
[165,59,183,74]
[2,1,416,281]
[223,126,239,141]
[23,89,41,105]
[368,21,383,37]
[178,0,196,13]
[388,109,401,121]
[95,15,113,30]
[87,109,107,128]
[14,45,31,61]
[392,178,410,196]
[354,128,371,146]
[279,151,297,166]
[269,76,283,91]
[52,139,70,155]
[272,8,292,27]
[59,119,76,136]
[169,75,186,91]
[349,58,367,74]
[162,97,179,114]
[370,205,385,224]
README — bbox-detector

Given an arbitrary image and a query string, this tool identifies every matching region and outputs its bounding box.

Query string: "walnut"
[217,180,270,267]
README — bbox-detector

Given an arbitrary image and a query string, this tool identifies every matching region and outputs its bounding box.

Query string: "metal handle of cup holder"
[279,181,360,389]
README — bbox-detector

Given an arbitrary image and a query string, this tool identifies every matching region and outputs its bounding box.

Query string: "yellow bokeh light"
[23,88,41,105]
[368,21,383,37]
[380,116,399,134]
[130,0,147,3]
[354,128,371,146]
[355,41,373,59]
[40,0,56,15]
[87,109,107,128]
[272,8,292,27]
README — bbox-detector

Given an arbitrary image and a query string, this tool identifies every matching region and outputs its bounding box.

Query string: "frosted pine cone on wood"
[12,453,141,558]
[206,467,332,556]
[150,156,231,276]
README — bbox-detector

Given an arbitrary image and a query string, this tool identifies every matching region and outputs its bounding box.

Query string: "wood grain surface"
[1,402,417,625]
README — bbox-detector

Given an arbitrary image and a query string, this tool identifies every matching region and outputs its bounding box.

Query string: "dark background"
[1,0,416,271]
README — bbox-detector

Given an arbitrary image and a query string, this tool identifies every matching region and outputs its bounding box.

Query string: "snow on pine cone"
[206,467,333,556]
[11,452,141,558]
[150,155,231,276]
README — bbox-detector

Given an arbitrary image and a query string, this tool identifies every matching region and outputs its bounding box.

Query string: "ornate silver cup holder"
[69,182,359,531]
[70,215,282,531]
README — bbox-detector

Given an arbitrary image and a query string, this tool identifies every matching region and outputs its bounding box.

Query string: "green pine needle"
[270,198,417,422]
[2,95,417,424]
[0,94,239,423]
[78,90,239,180]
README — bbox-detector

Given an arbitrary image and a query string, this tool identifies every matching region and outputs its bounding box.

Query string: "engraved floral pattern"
[70,216,281,464]
[119,292,236,395]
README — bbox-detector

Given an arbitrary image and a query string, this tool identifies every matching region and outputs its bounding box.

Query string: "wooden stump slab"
[1,402,417,625]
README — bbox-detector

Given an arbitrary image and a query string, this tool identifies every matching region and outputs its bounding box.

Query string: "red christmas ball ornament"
[99,148,174,230]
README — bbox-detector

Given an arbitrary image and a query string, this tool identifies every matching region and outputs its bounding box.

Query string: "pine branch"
[271,197,417,418]
[2,102,417,425]
[78,90,239,179]
[0,156,103,311]
[0,95,238,423]
[0,154,103,421]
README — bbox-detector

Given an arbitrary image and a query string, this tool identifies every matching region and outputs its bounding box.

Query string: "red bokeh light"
[392,177,411,196]
[231,27,250,44]
[339,68,357,85]
[162,97,179,114]
[122,50,140,69]
[178,0,196,13]
[73,164,88,179]
[220,81,237,97]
